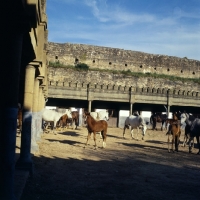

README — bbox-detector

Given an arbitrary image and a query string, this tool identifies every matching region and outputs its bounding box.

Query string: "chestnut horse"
[71,111,79,129]
[84,112,108,149]
[57,111,79,130]
[166,113,181,152]
[57,114,70,130]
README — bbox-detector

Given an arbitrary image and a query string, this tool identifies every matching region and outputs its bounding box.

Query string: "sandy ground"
[17,125,200,200]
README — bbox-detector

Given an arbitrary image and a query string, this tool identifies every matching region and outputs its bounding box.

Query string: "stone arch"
[162,88,166,94]
[178,90,182,95]
[147,87,151,93]
[152,88,157,93]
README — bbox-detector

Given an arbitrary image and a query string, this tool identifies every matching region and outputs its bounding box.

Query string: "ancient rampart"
[48,42,200,79]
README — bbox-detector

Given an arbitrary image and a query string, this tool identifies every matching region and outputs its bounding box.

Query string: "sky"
[46,0,200,61]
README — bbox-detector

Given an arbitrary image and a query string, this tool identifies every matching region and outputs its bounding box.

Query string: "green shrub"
[75,63,89,70]
[48,62,200,85]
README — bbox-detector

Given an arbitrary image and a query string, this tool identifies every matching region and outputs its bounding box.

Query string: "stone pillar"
[88,100,92,112]
[130,103,133,116]
[16,65,35,174]
[0,31,23,200]
[167,105,170,118]
[31,77,40,153]
[38,86,44,135]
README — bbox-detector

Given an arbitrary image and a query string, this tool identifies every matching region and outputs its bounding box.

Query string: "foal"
[84,112,108,149]
[166,113,181,152]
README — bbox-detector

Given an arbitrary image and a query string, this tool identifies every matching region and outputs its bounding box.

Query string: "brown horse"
[71,111,79,130]
[166,113,181,152]
[57,111,79,130]
[84,112,108,149]
[57,114,71,130]
[150,112,167,131]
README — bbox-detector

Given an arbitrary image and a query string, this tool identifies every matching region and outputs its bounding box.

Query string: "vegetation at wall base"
[75,63,89,70]
[48,62,200,84]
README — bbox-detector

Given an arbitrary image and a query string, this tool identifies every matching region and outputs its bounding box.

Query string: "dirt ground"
[17,124,200,200]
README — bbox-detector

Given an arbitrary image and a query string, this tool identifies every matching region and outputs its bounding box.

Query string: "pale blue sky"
[47,0,200,60]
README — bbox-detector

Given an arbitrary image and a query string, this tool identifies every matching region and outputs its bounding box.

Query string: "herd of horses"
[17,107,200,155]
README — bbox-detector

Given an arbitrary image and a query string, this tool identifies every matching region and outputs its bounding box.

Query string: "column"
[38,86,44,136]
[167,105,170,118]
[88,100,92,112]
[130,103,133,116]
[31,77,40,152]
[0,31,23,199]
[16,65,35,174]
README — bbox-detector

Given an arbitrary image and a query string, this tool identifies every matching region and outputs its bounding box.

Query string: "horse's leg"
[172,134,175,152]
[131,127,134,139]
[93,132,97,149]
[123,126,126,138]
[175,135,178,152]
[136,127,139,140]
[99,132,102,139]
[161,120,164,131]
[72,119,76,130]
[76,117,79,129]
[196,136,200,155]
[50,122,54,134]
[188,136,194,153]
[142,126,146,140]
[102,130,107,148]
[182,133,186,147]
[168,134,170,153]
[84,132,91,148]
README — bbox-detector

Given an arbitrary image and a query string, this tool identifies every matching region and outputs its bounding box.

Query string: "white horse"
[180,112,200,154]
[123,115,147,140]
[90,110,109,121]
[42,109,72,133]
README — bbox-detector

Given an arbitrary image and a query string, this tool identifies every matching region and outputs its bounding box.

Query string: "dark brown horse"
[71,111,79,130]
[182,114,195,147]
[166,113,181,152]
[57,111,79,130]
[57,114,71,130]
[150,112,167,131]
[84,112,108,149]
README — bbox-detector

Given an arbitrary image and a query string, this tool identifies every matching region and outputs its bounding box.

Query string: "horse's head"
[172,113,179,120]
[83,111,90,124]
[180,112,188,125]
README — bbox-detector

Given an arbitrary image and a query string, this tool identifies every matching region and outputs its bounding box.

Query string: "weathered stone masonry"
[48,42,200,79]
[48,67,200,93]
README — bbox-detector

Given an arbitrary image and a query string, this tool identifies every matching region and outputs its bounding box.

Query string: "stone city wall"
[48,42,200,79]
